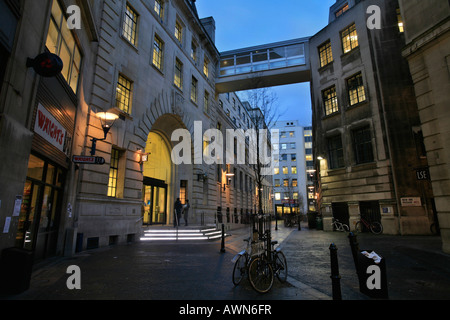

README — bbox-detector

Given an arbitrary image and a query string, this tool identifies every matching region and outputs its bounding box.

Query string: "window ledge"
[346,100,369,111]
[120,35,139,52]
[322,111,340,120]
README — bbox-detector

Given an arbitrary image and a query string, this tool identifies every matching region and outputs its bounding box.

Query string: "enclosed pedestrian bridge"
[215,37,311,93]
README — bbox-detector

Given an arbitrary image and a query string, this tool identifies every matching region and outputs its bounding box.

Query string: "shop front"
[16,154,66,260]
[14,75,76,262]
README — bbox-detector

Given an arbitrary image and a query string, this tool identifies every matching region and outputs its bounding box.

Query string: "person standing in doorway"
[183,200,190,226]
[174,198,182,227]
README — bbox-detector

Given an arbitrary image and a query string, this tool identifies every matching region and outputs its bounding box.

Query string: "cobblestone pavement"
[1,222,449,301]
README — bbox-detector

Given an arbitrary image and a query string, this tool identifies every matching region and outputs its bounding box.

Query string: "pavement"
[1,222,450,302]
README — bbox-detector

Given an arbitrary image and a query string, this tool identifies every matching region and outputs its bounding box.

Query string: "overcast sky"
[195,0,336,127]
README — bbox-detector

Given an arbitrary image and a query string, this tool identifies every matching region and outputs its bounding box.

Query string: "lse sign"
[416,168,430,181]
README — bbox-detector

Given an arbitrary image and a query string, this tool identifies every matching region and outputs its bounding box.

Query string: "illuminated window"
[275,179,281,187]
[283,179,289,187]
[274,167,280,175]
[275,193,281,200]
[318,41,333,67]
[335,3,349,17]
[123,4,138,46]
[154,0,164,20]
[174,58,183,89]
[115,74,132,113]
[293,192,299,200]
[191,76,198,103]
[347,73,366,106]
[175,20,183,43]
[152,35,164,70]
[396,8,404,33]
[292,179,298,187]
[203,57,210,77]
[323,86,338,115]
[291,166,297,174]
[45,0,81,93]
[108,148,120,197]
[341,23,358,54]
[282,166,288,174]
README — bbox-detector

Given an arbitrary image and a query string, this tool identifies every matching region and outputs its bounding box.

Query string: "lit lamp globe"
[95,111,119,139]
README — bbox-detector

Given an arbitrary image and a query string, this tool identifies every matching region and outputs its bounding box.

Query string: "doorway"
[332,202,349,227]
[16,154,65,261]
[142,131,172,226]
[143,177,168,225]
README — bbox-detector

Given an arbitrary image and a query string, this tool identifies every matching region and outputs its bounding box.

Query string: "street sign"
[416,167,430,180]
[72,155,105,165]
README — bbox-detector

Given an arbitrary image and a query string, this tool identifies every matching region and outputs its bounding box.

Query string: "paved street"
[1,222,450,301]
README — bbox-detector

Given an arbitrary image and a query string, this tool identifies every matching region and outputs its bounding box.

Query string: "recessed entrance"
[143,177,168,225]
[142,131,172,226]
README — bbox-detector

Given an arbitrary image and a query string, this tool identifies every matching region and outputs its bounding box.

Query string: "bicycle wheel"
[274,251,288,283]
[370,222,383,234]
[248,257,274,293]
[232,254,247,286]
[355,221,363,233]
[342,224,350,232]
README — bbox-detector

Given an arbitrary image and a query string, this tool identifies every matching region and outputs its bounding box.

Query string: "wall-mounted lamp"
[137,148,149,164]
[317,156,324,160]
[91,110,119,156]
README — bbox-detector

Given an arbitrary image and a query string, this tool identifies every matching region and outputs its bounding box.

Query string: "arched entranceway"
[140,113,193,226]
[142,131,172,225]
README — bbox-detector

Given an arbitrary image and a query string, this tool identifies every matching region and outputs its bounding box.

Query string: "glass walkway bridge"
[216,37,311,93]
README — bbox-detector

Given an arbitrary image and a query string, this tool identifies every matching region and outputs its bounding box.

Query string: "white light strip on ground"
[140,237,209,241]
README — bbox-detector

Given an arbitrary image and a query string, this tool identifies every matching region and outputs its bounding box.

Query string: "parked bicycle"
[355,215,383,234]
[232,230,288,293]
[248,231,288,293]
[331,218,349,232]
[232,236,257,286]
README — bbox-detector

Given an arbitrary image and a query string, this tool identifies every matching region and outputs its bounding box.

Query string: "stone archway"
[130,91,197,226]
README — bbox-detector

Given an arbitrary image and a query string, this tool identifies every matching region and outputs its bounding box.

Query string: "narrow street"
[2,222,449,301]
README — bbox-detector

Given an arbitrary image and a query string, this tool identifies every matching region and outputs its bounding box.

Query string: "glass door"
[152,186,167,224]
[16,181,42,250]
[143,185,152,225]
[142,178,168,225]
[16,154,65,261]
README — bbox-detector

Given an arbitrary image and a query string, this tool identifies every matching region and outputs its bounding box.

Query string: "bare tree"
[242,78,282,214]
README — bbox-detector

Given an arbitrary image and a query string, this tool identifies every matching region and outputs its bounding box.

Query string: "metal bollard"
[220,223,225,253]
[298,215,301,231]
[329,243,342,300]
[348,232,360,270]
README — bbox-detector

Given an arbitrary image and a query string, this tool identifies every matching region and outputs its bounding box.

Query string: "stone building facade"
[0,0,271,264]
[0,0,99,260]
[310,0,434,234]
[399,0,450,252]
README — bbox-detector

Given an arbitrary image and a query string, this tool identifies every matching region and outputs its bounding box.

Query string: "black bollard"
[348,232,360,270]
[220,223,225,253]
[329,243,342,300]
[298,215,301,231]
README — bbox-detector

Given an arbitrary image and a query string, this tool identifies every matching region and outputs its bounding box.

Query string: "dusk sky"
[195,0,336,127]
